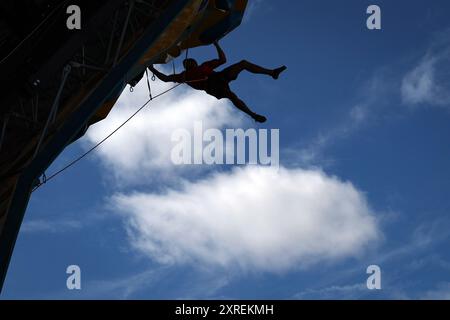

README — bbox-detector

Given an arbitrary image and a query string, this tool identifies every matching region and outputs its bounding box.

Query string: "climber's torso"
[182,61,229,98]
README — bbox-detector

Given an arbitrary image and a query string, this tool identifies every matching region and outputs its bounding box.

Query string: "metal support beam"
[32,65,72,160]
[70,61,107,72]
[113,0,135,66]
[0,116,9,153]
[104,11,120,65]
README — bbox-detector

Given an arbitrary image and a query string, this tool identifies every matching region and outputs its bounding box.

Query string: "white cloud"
[112,166,380,273]
[82,67,383,288]
[401,51,450,108]
[84,76,243,186]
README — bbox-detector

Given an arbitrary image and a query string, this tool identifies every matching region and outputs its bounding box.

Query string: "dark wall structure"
[0,0,247,293]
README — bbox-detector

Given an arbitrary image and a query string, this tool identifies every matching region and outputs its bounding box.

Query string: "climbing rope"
[33,48,193,192]
[32,82,183,193]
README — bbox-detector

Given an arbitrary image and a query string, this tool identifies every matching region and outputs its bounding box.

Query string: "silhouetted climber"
[149,41,286,123]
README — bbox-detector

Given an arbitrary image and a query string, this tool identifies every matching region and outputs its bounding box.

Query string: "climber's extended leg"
[222,60,287,81]
[223,89,267,123]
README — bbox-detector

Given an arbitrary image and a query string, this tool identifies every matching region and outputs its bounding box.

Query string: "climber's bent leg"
[222,60,277,81]
[223,89,267,123]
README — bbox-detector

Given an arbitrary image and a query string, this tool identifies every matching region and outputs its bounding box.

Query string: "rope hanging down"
[34,48,192,192]
[32,82,182,193]
[145,69,153,99]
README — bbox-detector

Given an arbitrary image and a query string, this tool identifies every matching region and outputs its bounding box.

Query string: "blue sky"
[2,0,450,299]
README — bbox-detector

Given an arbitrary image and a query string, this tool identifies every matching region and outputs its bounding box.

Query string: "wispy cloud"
[243,0,268,23]
[287,30,450,168]
[401,50,450,108]
[292,217,450,300]
[38,268,169,300]
[294,283,368,300]
[422,283,450,300]
[401,28,450,109]
[286,69,397,167]
[21,219,82,234]
[79,268,165,299]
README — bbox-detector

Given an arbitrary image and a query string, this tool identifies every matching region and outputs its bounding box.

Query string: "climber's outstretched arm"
[214,41,226,65]
[148,65,183,83]
[202,41,227,70]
